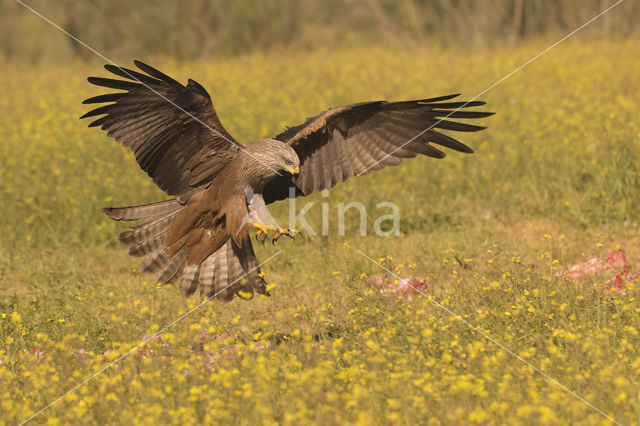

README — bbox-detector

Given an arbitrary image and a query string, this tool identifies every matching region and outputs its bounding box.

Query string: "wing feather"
[434,119,486,132]
[333,131,353,180]
[369,126,417,159]
[103,64,162,85]
[263,95,492,203]
[83,93,127,104]
[82,61,241,197]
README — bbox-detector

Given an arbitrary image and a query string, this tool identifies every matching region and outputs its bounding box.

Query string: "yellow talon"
[252,222,277,233]
[252,222,277,244]
[251,223,300,245]
[272,228,301,245]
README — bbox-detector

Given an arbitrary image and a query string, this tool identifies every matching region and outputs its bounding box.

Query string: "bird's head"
[277,143,300,176]
[247,138,300,177]
[241,139,300,191]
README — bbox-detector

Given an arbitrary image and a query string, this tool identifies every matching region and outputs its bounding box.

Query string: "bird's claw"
[255,229,267,244]
[272,228,301,245]
[252,223,277,246]
[251,223,300,246]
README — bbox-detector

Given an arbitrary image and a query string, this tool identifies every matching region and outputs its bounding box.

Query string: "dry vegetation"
[1,40,640,424]
[2,0,639,62]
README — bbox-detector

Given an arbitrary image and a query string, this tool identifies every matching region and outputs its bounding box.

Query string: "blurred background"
[2,3,640,423]
[2,0,638,63]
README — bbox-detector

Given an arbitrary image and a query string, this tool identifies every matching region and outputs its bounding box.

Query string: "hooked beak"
[288,166,300,175]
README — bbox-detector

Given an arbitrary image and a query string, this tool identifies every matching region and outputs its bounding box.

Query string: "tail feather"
[197,254,216,297]
[127,234,166,257]
[104,199,183,275]
[117,211,179,245]
[103,199,181,221]
[183,238,267,301]
[180,264,200,296]
[105,198,269,301]
[227,238,267,300]
[140,247,170,274]
[157,247,188,283]
[213,244,232,301]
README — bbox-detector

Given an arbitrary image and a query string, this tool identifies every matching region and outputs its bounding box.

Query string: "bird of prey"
[82,61,492,301]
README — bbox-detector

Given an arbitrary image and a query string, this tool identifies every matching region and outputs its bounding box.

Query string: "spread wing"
[262,94,493,203]
[81,60,241,197]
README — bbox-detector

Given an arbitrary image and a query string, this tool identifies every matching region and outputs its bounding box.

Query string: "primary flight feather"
[82,61,493,301]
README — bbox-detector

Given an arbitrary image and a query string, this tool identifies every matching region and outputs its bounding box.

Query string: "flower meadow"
[1,41,640,424]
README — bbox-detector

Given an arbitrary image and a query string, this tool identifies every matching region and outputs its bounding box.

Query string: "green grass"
[1,42,640,424]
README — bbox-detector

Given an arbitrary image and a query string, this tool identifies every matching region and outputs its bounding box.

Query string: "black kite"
[82,61,492,301]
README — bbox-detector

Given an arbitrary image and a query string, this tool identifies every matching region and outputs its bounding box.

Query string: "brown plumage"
[82,61,493,301]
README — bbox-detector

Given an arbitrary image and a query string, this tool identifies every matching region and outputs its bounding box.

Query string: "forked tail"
[104,199,268,301]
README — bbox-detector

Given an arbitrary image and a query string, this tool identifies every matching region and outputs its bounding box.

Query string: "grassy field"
[1,41,640,424]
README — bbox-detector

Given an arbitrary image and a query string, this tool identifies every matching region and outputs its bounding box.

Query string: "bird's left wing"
[262,94,492,203]
[81,61,241,197]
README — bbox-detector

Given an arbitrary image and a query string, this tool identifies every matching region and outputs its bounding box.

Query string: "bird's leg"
[246,191,300,245]
[252,222,277,245]
[272,228,302,245]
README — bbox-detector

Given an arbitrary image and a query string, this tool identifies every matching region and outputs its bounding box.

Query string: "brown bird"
[82,61,492,301]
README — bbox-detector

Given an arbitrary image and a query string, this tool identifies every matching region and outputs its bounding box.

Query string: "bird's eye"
[285,159,292,165]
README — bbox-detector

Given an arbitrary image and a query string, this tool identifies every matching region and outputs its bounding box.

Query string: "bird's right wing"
[81,61,241,197]
[263,94,492,203]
